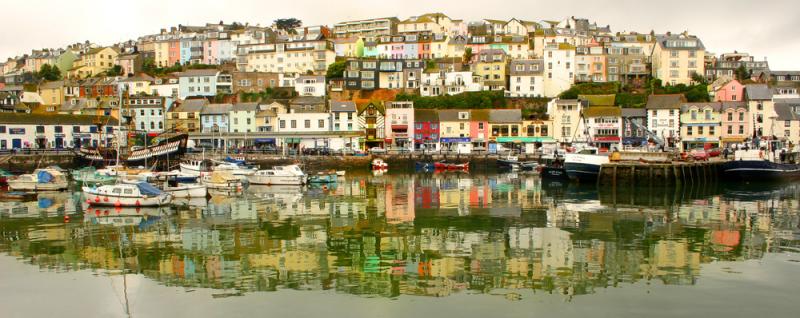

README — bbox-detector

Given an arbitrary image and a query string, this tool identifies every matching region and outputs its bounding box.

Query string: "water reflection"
[1,173,798,300]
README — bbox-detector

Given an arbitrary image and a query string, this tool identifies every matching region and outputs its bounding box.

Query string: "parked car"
[689,148,709,161]
[369,147,386,154]
[707,148,722,157]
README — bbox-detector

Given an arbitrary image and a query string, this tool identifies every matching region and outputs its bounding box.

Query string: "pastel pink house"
[714,79,744,102]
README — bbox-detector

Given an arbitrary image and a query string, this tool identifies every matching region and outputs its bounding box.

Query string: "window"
[318,120,325,128]
[709,126,715,135]
[304,120,311,128]
[280,120,286,129]
[739,125,744,134]
[687,126,692,135]
[698,126,704,135]
[291,120,297,128]
[54,126,62,133]
[704,110,711,120]
[728,112,733,121]
[691,110,697,120]
[727,125,733,134]
[36,126,45,133]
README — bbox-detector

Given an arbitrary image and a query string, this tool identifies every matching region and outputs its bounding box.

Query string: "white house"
[177,69,221,99]
[420,71,480,97]
[507,59,544,98]
[329,100,359,151]
[645,94,686,146]
[0,113,117,149]
[384,101,415,149]
[542,43,576,97]
[276,111,330,150]
[547,98,587,143]
[294,75,326,97]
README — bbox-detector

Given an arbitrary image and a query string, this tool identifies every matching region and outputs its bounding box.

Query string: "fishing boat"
[371,158,388,170]
[201,171,245,192]
[71,167,117,186]
[564,147,609,182]
[539,165,569,180]
[721,148,800,181]
[179,159,212,176]
[307,171,338,184]
[8,168,69,191]
[496,155,520,169]
[82,182,172,207]
[247,165,307,185]
[0,191,38,201]
[434,161,470,170]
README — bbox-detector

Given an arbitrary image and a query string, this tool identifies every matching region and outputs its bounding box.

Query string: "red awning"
[594,136,621,142]
[384,138,393,143]
[391,125,407,130]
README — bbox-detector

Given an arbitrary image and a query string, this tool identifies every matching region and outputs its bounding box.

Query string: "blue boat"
[307,172,338,183]
[721,149,800,181]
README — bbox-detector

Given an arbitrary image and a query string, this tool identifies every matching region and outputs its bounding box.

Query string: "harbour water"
[1,172,799,318]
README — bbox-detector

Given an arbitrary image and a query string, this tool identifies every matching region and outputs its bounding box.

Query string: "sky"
[2,0,799,69]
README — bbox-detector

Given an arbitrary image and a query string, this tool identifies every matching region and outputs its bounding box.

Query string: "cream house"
[651,33,705,86]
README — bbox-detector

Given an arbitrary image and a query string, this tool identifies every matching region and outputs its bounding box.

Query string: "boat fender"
[86,199,92,204]
[103,196,109,202]
[63,215,69,223]
[94,196,100,203]
[135,200,141,206]
[114,200,121,207]
[322,185,328,191]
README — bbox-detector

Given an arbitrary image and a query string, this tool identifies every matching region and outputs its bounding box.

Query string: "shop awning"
[440,137,471,143]
[255,138,276,143]
[721,136,746,143]
[496,136,556,143]
[593,136,621,142]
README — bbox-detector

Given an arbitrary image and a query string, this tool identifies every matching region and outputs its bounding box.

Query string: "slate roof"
[290,96,325,105]
[744,84,772,100]
[177,69,220,77]
[437,109,469,122]
[774,103,798,121]
[621,108,646,117]
[173,98,208,112]
[201,103,232,115]
[645,94,686,109]
[330,101,357,112]
[720,101,747,111]
[680,102,722,113]
[489,109,521,123]
[414,109,439,122]
[231,102,259,112]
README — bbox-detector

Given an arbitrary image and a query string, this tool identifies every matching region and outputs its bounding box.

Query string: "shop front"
[720,136,747,149]
[440,137,471,154]
[496,136,556,154]
[682,137,719,150]
[592,136,621,151]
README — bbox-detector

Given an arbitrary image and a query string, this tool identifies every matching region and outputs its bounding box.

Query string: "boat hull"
[82,188,172,207]
[564,154,609,182]
[164,184,208,198]
[721,160,800,181]
[8,181,68,191]
[248,175,306,185]
[540,166,569,180]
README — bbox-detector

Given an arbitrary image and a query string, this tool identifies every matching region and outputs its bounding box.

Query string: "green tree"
[274,18,302,34]
[105,65,123,76]
[735,65,751,81]
[325,60,346,79]
[38,64,61,81]
[463,47,473,64]
[690,72,706,84]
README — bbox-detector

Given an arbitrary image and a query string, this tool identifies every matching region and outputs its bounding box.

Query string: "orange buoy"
[94,196,100,203]
[103,196,109,202]
[114,200,121,207]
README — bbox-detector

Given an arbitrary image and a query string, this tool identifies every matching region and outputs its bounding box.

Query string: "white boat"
[8,168,69,191]
[564,148,609,182]
[247,165,306,185]
[371,158,388,170]
[336,171,346,176]
[179,160,210,177]
[82,182,172,207]
[202,171,245,192]
[162,183,207,198]
[212,161,257,176]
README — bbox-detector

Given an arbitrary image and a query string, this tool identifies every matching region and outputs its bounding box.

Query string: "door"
[12,139,21,149]
[55,137,64,149]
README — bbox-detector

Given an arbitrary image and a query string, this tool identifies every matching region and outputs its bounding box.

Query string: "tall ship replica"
[74,90,189,169]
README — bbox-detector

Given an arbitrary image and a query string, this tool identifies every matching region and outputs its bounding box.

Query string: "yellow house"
[397,13,453,34]
[68,47,119,78]
[166,99,207,133]
[473,49,507,91]
[652,33,705,86]
[38,80,65,106]
[120,74,154,96]
[154,41,170,68]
